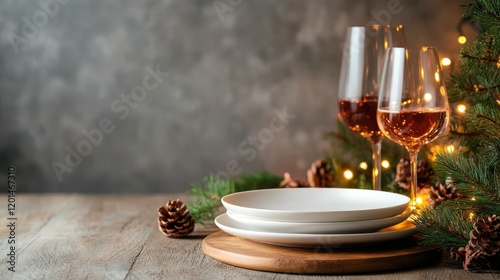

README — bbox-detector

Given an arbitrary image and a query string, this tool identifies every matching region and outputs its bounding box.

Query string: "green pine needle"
[434,153,500,201]
[187,176,236,224]
[415,206,472,249]
[187,172,283,224]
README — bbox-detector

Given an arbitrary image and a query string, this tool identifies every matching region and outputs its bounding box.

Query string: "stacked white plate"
[215,188,415,247]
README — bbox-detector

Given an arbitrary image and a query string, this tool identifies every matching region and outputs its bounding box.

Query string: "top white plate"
[221,188,410,222]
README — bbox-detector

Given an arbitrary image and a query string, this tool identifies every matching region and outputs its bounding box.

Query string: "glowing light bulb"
[381,160,390,169]
[416,197,423,205]
[446,145,455,153]
[343,169,354,180]
[441,57,451,66]
[424,93,433,102]
[359,162,368,170]
[456,104,467,114]
[458,36,467,44]
[469,212,475,221]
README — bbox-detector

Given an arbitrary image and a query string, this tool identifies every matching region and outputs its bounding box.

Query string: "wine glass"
[377,46,449,208]
[338,25,406,191]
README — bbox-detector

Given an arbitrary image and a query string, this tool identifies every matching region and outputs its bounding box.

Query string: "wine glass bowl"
[376,108,448,153]
[377,46,449,208]
[339,96,383,143]
[338,25,406,191]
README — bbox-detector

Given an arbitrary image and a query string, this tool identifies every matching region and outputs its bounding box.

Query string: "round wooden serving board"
[202,231,442,274]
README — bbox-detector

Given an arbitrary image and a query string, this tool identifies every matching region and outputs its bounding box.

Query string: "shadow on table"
[185,226,220,239]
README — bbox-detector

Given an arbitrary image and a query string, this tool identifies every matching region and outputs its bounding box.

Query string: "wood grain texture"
[202,231,442,274]
[0,194,498,280]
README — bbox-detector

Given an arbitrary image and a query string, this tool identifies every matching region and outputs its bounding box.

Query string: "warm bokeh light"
[381,160,390,169]
[434,72,440,82]
[343,169,354,180]
[441,57,451,66]
[456,104,467,114]
[416,197,423,205]
[424,92,433,102]
[446,145,455,153]
[469,212,475,221]
[359,162,368,170]
[458,35,467,44]
[440,86,446,96]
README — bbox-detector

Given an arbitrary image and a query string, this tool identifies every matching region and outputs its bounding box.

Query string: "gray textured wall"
[0,0,466,193]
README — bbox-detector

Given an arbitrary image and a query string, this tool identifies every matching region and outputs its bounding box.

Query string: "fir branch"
[235,172,283,192]
[433,153,499,201]
[462,83,500,93]
[415,207,472,249]
[461,51,499,65]
[480,136,500,167]
[441,197,500,219]
[477,114,500,129]
[447,103,500,150]
[187,172,283,224]
[465,0,500,30]
[188,176,236,224]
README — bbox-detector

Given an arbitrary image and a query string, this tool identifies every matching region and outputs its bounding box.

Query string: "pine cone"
[428,181,460,209]
[395,158,434,190]
[450,246,466,263]
[417,160,434,184]
[469,215,500,257]
[158,199,195,238]
[279,172,309,188]
[452,215,500,270]
[307,160,334,187]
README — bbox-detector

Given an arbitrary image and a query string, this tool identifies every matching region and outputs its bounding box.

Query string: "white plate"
[221,188,410,222]
[215,213,416,247]
[226,207,412,234]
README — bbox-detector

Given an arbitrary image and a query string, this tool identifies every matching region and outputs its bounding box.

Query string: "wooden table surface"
[0,194,498,280]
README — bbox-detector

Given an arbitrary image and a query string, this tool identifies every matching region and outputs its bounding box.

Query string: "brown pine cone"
[450,246,466,263]
[417,159,434,184]
[158,199,195,238]
[395,158,434,190]
[453,215,500,270]
[469,215,500,257]
[428,181,460,209]
[307,160,334,187]
[279,172,309,188]
[395,158,412,190]
[464,244,491,270]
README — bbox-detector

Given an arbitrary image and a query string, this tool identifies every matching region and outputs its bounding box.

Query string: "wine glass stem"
[371,141,382,191]
[409,151,419,210]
